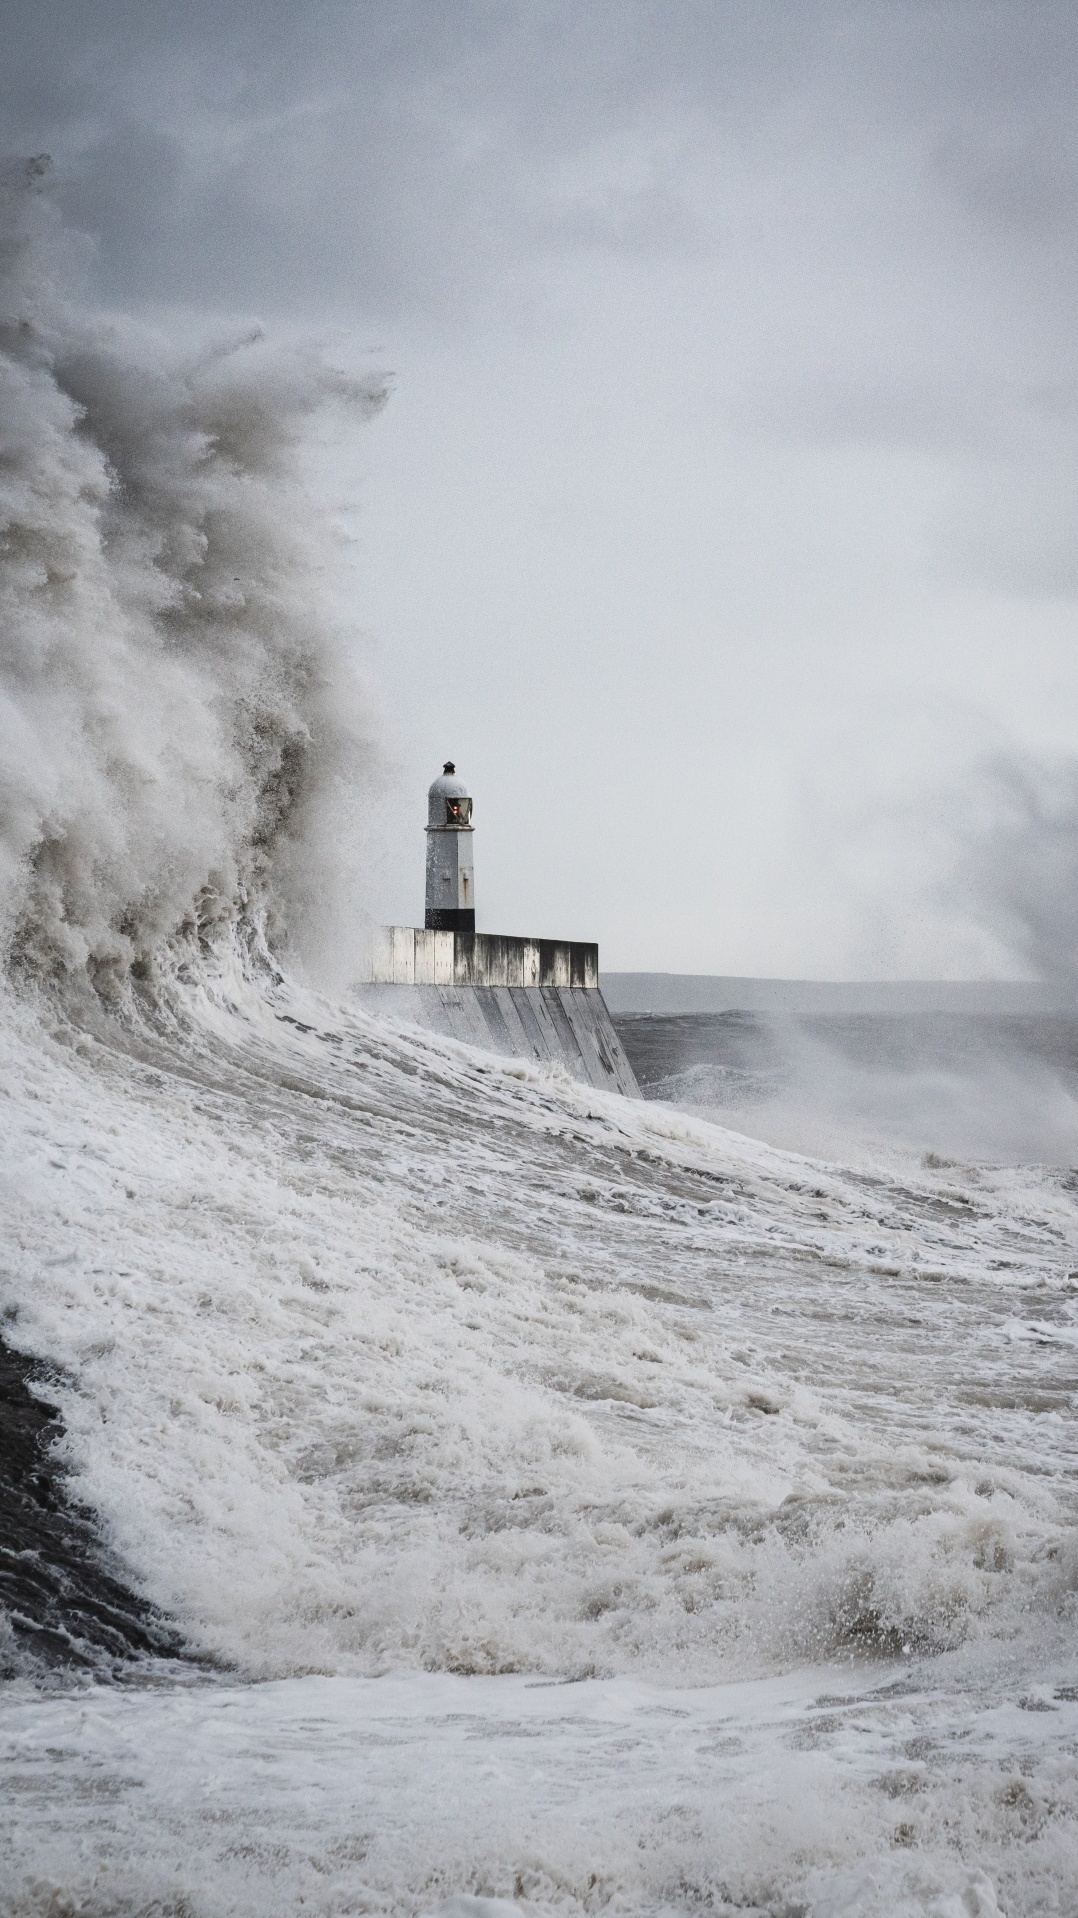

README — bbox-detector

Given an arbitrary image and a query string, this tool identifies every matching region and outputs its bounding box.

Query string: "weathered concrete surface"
[370,927,599,990]
[352,982,640,1098]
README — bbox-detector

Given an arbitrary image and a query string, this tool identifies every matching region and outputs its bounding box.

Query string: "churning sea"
[2,971,1077,1918]
[2,180,1076,1918]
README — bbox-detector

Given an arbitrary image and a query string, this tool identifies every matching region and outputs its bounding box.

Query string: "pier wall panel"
[359,929,638,1095]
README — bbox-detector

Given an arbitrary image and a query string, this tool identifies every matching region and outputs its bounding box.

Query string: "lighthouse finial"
[443,760,455,774]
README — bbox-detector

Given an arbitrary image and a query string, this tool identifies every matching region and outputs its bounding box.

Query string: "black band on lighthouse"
[425,907,476,933]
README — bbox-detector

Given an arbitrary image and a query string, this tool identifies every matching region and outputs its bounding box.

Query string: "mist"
[0,163,387,994]
[625,1006,1078,1165]
[2,1,1077,972]
[3,20,1078,1914]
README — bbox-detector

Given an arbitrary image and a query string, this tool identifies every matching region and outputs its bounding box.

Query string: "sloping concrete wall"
[353,981,640,1098]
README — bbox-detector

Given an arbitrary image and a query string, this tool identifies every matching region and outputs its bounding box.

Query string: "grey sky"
[5,1,1078,973]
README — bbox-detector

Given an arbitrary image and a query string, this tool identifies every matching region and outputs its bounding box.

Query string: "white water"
[642,1019,1078,1166]
[1,178,1077,1915]
[3,971,1078,1913]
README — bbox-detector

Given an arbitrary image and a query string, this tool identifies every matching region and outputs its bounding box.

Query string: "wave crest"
[0,161,387,998]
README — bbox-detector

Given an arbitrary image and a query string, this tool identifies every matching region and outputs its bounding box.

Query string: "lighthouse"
[425,762,475,932]
[360,761,638,1096]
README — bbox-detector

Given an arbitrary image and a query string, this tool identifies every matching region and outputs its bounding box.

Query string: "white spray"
[1,172,1076,1918]
[0,158,387,998]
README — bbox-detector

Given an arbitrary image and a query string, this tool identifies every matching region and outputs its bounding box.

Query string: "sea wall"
[356,929,639,1097]
[370,926,599,989]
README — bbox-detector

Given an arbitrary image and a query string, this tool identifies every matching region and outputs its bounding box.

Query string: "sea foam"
[1,175,1076,1916]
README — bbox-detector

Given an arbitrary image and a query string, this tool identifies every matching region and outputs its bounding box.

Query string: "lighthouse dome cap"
[427,761,473,829]
[427,761,470,802]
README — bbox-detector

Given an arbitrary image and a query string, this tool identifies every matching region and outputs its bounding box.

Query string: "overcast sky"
[5,0,1078,975]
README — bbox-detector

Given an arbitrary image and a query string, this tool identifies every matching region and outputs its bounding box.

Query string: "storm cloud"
[4,1,1078,973]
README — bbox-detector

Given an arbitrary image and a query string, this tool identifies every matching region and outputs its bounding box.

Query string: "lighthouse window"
[445,796,472,825]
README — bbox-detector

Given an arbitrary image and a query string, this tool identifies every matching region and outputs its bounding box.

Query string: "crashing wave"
[0,157,386,1004]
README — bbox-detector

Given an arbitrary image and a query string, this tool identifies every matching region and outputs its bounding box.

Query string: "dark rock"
[0,1336,186,1673]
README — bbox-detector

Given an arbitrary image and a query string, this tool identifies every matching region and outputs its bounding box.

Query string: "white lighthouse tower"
[425,761,475,932]
[363,760,639,1095]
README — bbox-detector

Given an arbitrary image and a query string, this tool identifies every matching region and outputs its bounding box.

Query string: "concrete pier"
[356,928,639,1098]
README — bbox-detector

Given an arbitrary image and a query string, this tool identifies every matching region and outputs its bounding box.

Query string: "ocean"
[612,1005,1078,1164]
[2,977,1077,1916]
[2,182,1077,1918]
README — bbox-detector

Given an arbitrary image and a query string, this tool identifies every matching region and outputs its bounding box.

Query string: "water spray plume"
[0,160,387,999]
